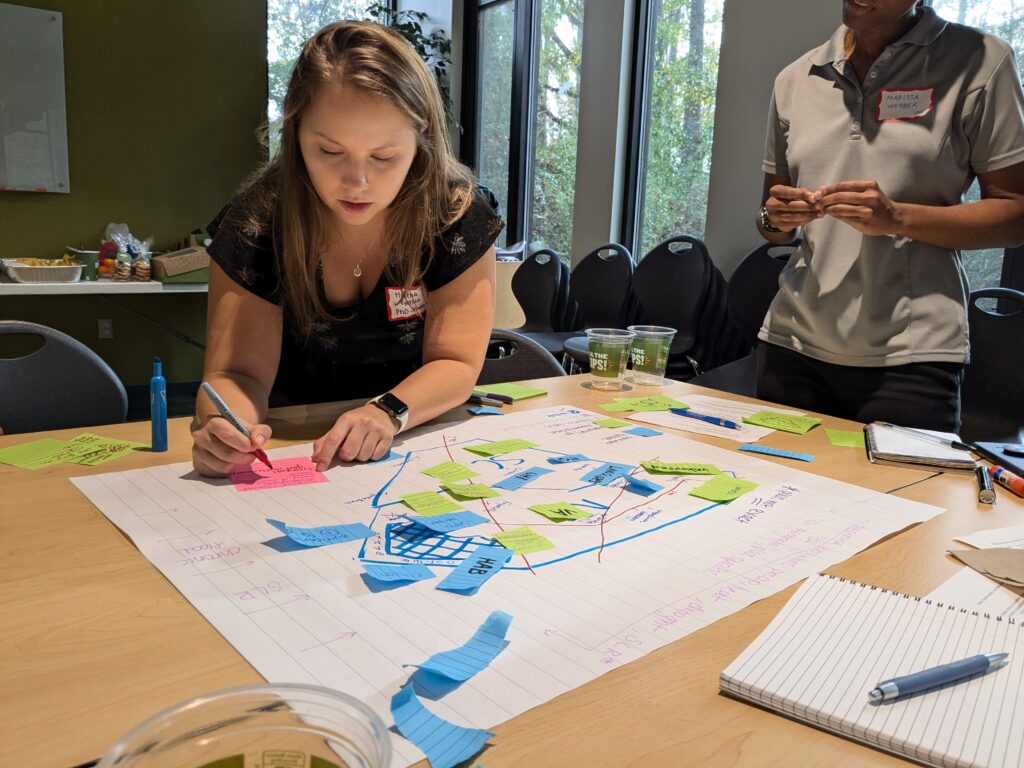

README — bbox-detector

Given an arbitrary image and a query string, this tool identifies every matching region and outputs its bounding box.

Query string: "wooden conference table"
[3,375,1022,767]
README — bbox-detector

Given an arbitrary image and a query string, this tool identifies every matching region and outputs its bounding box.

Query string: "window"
[267,0,378,155]
[929,0,1024,290]
[630,0,725,260]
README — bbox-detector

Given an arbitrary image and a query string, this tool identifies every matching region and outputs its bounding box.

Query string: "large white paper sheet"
[72,406,941,767]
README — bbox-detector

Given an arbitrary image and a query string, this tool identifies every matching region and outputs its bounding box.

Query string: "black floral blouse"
[207,194,504,405]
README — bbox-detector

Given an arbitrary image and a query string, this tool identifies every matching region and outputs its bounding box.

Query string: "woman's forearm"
[894,196,1024,250]
[387,359,481,431]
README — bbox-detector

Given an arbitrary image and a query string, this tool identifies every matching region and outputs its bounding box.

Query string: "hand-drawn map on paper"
[72,406,942,767]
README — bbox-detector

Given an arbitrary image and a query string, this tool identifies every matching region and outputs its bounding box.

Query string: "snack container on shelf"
[3,259,83,283]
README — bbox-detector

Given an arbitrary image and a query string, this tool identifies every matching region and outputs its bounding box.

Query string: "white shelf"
[0,279,207,295]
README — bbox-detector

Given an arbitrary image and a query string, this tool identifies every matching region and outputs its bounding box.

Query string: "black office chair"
[960,287,1024,443]
[477,329,567,385]
[509,248,563,333]
[689,240,797,397]
[0,320,128,434]
[530,243,634,368]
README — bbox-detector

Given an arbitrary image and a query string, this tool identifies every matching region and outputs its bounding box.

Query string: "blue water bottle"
[151,357,167,452]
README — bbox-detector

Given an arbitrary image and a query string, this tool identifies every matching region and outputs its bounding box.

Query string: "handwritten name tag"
[385,285,425,321]
[877,88,933,122]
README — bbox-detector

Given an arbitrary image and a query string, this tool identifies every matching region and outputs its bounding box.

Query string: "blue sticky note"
[492,466,554,491]
[436,544,513,594]
[363,563,436,583]
[370,449,396,463]
[391,684,493,768]
[412,610,513,682]
[467,406,505,416]
[738,444,815,462]
[625,426,662,437]
[547,453,589,464]
[267,518,374,547]
[581,462,633,486]
[409,511,490,533]
[623,475,664,496]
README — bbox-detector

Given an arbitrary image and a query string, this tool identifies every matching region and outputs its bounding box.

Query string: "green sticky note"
[421,461,478,482]
[400,491,463,516]
[65,433,147,465]
[689,475,759,502]
[825,428,866,448]
[463,437,539,457]
[492,526,556,555]
[0,437,67,469]
[615,395,689,411]
[475,383,548,400]
[594,418,631,429]
[743,410,822,434]
[528,502,592,522]
[442,482,501,500]
[640,460,721,475]
[599,401,635,412]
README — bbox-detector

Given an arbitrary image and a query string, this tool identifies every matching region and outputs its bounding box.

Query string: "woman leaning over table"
[755,0,1024,431]
[191,21,502,477]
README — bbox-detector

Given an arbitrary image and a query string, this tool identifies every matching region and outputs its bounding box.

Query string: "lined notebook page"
[721,574,1024,768]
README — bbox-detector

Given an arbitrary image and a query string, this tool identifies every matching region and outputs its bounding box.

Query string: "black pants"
[756,343,964,432]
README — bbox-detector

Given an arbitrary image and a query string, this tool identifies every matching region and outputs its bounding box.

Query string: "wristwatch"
[368,392,410,434]
[759,204,783,233]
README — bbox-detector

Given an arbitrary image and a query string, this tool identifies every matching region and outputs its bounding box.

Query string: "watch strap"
[759,204,783,234]
[368,394,409,434]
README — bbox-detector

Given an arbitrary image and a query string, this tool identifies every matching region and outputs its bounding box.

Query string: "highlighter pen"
[975,464,996,504]
[199,381,273,469]
[670,408,741,430]
[990,465,1024,498]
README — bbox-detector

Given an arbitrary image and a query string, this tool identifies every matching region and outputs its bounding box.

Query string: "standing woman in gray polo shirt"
[755,0,1024,431]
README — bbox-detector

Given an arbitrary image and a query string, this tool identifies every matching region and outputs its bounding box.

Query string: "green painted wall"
[0,0,267,387]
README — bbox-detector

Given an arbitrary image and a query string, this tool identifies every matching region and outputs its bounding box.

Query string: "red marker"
[989,465,1024,498]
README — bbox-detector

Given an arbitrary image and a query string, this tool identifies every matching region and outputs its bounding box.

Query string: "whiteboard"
[0,4,70,193]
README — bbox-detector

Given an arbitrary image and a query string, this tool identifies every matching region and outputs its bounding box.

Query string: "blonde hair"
[230,21,475,337]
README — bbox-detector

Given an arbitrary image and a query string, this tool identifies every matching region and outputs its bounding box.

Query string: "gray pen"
[868,652,1008,702]
[200,381,274,469]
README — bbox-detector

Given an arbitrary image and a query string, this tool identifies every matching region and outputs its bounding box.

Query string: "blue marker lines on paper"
[738,444,815,462]
[492,466,554,491]
[386,523,494,562]
[547,453,589,464]
[411,610,512,682]
[391,684,493,768]
[409,511,490,533]
[267,518,374,547]
[363,563,436,583]
[437,544,513,593]
[623,475,664,496]
[581,462,633,486]
[625,426,662,437]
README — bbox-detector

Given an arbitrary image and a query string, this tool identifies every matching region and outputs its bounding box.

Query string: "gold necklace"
[338,228,382,278]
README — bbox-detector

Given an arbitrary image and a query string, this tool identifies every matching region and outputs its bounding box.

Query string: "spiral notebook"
[864,422,977,473]
[721,574,1024,768]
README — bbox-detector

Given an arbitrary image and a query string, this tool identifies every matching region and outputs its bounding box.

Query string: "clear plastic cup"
[627,325,676,385]
[96,683,391,768]
[586,328,635,390]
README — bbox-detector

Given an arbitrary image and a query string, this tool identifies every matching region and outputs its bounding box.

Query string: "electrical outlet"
[98,318,113,339]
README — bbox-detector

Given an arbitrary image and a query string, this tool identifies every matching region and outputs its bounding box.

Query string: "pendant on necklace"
[353,263,363,278]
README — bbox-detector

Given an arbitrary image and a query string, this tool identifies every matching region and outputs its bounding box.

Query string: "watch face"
[377,392,409,417]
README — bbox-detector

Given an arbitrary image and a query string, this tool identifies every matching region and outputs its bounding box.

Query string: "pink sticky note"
[230,457,329,492]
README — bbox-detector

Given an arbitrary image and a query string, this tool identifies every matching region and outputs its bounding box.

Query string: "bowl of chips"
[3,254,83,283]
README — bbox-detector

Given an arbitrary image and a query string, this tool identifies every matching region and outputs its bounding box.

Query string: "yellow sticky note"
[492,526,556,555]
[825,428,866,448]
[0,437,67,469]
[401,491,463,516]
[744,411,821,434]
[65,433,147,465]
[594,418,631,429]
[421,461,478,482]
[475,383,547,400]
[463,438,539,457]
[615,395,689,411]
[640,460,721,475]
[599,401,635,412]
[528,502,592,522]
[689,475,758,502]
[442,482,501,500]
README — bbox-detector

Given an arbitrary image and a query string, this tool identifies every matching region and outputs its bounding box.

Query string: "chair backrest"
[727,240,798,345]
[477,329,567,385]
[960,287,1024,443]
[564,243,634,331]
[0,320,128,434]
[510,248,562,332]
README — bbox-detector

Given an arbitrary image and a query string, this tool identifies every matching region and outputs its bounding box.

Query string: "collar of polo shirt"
[807,5,948,70]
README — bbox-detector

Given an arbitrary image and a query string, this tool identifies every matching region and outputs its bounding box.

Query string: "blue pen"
[868,652,1008,702]
[670,407,741,430]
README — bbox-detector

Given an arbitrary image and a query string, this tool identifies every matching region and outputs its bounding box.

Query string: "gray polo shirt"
[760,7,1024,367]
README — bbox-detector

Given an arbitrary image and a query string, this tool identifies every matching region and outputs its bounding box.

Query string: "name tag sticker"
[877,88,934,122]
[385,285,425,321]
